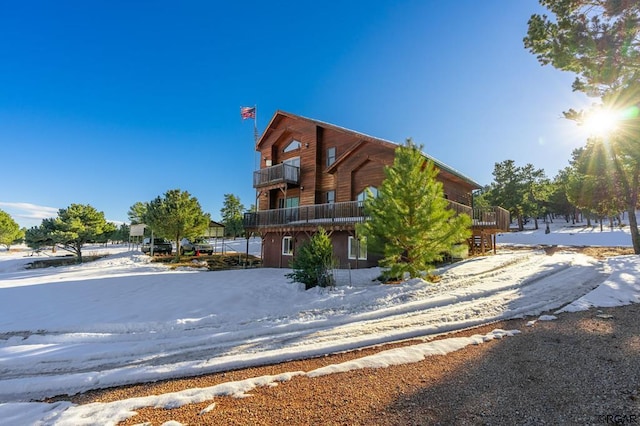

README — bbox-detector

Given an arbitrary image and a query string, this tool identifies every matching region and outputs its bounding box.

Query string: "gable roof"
[257,110,481,189]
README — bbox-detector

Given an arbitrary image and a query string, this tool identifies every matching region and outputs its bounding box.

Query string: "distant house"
[243,111,508,268]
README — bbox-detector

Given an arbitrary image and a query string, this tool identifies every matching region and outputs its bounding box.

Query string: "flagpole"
[241,105,260,211]
[253,104,258,146]
[249,105,259,213]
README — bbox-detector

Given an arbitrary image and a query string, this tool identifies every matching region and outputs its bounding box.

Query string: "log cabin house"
[243,111,509,268]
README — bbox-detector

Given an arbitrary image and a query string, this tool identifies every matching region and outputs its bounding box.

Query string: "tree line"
[523,0,640,254]
[476,150,632,234]
[475,0,640,255]
[0,190,249,263]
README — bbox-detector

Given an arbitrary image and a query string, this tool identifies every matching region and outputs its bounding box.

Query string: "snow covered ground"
[0,222,638,425]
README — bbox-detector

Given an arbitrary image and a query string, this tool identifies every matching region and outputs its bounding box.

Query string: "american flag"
[240,106,256,119]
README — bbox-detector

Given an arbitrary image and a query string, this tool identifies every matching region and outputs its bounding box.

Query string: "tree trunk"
[76,242,83,263]
[609,151,639,254]
[628,207,640,255]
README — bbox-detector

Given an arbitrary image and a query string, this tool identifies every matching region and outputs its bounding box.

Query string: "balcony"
[253,163,300,188]
[243,200,510,232]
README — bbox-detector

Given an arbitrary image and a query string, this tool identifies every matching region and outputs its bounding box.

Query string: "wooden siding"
[250,111,496,268]
[261,230,380,269]
[255,113,478,210]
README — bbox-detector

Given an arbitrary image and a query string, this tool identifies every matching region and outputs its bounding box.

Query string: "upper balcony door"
[278,196,300,209]
[279,196,300,222]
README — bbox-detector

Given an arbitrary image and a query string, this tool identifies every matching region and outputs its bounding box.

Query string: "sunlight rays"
[582,108,620,137]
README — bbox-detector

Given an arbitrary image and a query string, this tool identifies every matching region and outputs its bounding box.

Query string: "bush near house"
[286,228,337,290]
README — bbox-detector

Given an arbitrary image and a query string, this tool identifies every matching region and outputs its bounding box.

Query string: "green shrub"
[285,228,336,290]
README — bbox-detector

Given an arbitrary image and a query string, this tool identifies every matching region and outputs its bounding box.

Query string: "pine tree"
[145,189,211,260]
[220,194,245,238]
[357,139,471,281]
[286,228,336,290]
[0,210,24,250]
[486,160,526,231]
[525,0,640,253]
[24,204,110,262]
[127,202,148,225]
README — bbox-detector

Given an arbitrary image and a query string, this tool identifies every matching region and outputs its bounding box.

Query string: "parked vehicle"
[141,238,173,255]
[180,237,214,255]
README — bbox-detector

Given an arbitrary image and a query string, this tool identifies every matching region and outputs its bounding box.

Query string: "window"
[348,236,367,260]
[327,147,336,167]
[284,197,299,222]
[356,186,378,206]
[279,197,300,209]
[285,197,299,208]
[326,190,335,204]
[284,140,301,152]
[282,236,293,255]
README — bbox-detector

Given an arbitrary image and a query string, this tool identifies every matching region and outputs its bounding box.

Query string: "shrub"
[285,228,336,290]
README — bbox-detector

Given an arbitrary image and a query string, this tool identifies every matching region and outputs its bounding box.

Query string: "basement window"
[348,236,367,260]
[282,236,293,256]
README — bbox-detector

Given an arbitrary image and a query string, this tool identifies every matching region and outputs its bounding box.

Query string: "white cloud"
[0,202,59,227]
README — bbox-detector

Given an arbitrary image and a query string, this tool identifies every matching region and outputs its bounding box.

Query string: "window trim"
[327,147,336,167]
[326,190,336,204]
[348,236,367,260]
[283,140,301,153]
[282,236,293,256]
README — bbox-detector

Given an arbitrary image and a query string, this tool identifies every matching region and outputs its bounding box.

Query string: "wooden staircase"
[468,229,496,255]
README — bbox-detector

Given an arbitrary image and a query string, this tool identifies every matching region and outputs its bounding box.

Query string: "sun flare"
[582,108,620,137]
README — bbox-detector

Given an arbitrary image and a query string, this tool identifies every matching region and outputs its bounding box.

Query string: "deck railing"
[244,200,510,231]
[253,163,300,188]
[470,205,511,230]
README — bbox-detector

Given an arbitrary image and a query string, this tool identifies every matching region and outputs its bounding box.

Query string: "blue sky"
[1,1,594,229]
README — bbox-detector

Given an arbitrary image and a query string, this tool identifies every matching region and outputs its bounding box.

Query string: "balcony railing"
[244,200,510,231]
[244,200,365,229]
[471,205,511,231]
[253,163,300,188]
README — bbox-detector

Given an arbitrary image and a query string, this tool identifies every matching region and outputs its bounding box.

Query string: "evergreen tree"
[567,143,626,229]
[286,228,336,290]
[145,189,210,260]
[95,223,129,244]
[472,186,492,210]
[0,210,24,250]
[357,139,472,281]
[486,160,526,230]
[525,0,640,253]
[127,201,149,225]
[25,222,55,251]
[95,222,118,245]
[549,168,577,223]
[24,204,110,262]
[220,194,245,238]
[521,164,550,230]
[113,223,131,242]
[485,160,548,230]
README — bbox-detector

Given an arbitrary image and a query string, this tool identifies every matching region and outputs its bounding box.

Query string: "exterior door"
[284,196,299,222]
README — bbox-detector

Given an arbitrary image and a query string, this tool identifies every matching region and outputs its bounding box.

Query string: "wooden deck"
[244,200,510,242]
